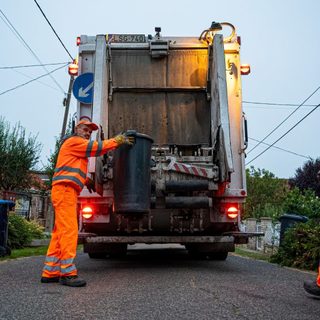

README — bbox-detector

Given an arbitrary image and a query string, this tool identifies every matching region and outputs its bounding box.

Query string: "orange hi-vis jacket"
[52,135,118,193]
[42,135,119,279]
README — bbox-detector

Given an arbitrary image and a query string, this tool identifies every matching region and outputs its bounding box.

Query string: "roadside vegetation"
[8,213,45,249]
[0,117,42,191]
[245,159,320,272]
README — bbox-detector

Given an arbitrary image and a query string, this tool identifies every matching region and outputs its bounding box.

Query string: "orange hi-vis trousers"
[42,184,78,278]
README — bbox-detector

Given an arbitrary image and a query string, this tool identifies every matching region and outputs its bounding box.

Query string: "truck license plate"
[108,34,146,43]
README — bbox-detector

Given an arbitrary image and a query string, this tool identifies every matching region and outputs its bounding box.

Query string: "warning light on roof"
[68,60,78,76]
[240,64,251,75]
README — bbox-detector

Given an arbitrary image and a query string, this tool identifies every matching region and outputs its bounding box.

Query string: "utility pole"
[60,76,75,138]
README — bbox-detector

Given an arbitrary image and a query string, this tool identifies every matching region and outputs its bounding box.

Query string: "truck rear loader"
[73,21,256,259]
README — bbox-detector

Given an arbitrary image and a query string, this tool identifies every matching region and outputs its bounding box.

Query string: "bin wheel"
[5,246,11,256]
[0,246,6,257]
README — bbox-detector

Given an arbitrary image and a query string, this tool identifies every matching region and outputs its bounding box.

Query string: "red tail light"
[82,206,93,219]
[76,36,81,46]
[226,206,238,219]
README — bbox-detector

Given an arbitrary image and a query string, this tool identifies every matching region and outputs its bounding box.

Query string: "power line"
[246,86,320,155]
[246,103,320,166]
[0,9,66,94]
[0,62,69,70]
[12,68,62,92]
[0,63,68,96]
[33,0,73,60]
[243,100,317,107]
[249,137,312,160]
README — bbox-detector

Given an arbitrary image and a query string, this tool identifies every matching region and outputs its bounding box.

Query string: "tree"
[244,166,288,220]
[0,117,41,191]
[289,158,320,196]
[282,187,320,219]
[44,120,73,188]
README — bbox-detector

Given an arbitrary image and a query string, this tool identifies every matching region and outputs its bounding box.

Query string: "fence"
[240,218,280,254]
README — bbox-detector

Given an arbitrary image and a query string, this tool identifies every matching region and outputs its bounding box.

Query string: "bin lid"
[279,213,308,222]
[0,200,15,208]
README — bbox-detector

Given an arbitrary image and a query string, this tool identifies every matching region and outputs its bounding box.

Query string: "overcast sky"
[1,0,319,178]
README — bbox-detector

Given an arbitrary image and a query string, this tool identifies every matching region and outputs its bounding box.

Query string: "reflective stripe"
[61,258,74,265]
[86,141,94,157]
[45,256,60,263]
[95,141,102,157]
[61,265,77,274]
[54,166,87,179]
[43,265,61,272]
[52,176,84,189]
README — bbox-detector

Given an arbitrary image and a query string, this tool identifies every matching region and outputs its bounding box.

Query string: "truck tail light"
[226,206,239,219]
[76,36,81,46]
[82,205,93,219]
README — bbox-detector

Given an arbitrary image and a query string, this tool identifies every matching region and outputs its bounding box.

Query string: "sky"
[1,0,319,178]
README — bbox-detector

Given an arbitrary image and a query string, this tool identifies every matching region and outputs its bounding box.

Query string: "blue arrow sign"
[73,72,94,104]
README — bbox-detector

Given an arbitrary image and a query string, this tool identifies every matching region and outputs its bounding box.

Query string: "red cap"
[76,120,99,131]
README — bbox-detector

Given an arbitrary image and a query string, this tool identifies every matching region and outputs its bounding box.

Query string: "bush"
[7,213,45,249]
[282,188,320,219]
[270,221,320,271]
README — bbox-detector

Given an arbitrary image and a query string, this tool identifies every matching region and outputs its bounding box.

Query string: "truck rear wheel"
[88,252,106,259]
[186,243,229,260]
[84,243,128,259]
[207,252,228,260]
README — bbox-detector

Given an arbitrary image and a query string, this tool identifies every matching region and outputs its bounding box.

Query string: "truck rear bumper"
[81,235,235,244]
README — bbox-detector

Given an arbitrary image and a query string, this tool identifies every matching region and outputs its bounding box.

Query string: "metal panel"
[112,50,166,87]
[167,49,208,87]
[108,48,211,145]
[109,92,210,145]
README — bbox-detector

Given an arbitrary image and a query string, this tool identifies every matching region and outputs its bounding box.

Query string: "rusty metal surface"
[109,92,210,145]
[108,48,211,145]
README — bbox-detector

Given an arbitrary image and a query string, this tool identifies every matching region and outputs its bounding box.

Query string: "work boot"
[59,275,86,287]
[41,276,60,283]
[303,280,320,298]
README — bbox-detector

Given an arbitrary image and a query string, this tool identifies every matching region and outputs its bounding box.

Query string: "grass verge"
[0,245,83,262]
[0,246,48,262]
[234,247,271,261]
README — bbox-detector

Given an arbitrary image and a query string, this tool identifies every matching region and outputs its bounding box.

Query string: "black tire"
[5,246,11,256]
[0,246,6,257]
[88,252,106,259]
[187,246,228,260]
[207,252,228,260]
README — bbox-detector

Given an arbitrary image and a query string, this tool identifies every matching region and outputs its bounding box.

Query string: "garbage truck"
[73,21,256,259]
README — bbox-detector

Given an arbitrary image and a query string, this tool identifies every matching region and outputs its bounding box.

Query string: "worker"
[303,169,320,297]
[41,120,134,287]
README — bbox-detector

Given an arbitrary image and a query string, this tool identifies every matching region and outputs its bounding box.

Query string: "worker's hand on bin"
[85,178,96,193]
[114,134,135,146]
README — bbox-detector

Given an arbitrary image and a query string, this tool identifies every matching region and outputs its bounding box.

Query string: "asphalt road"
[0,244,319,320]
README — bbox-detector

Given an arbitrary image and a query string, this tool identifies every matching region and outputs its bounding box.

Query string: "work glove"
[114,134,135,146]
[85,178,96,193]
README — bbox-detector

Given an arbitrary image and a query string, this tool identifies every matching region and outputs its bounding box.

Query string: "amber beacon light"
[68,61,79,76]
[240,64,251,75]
